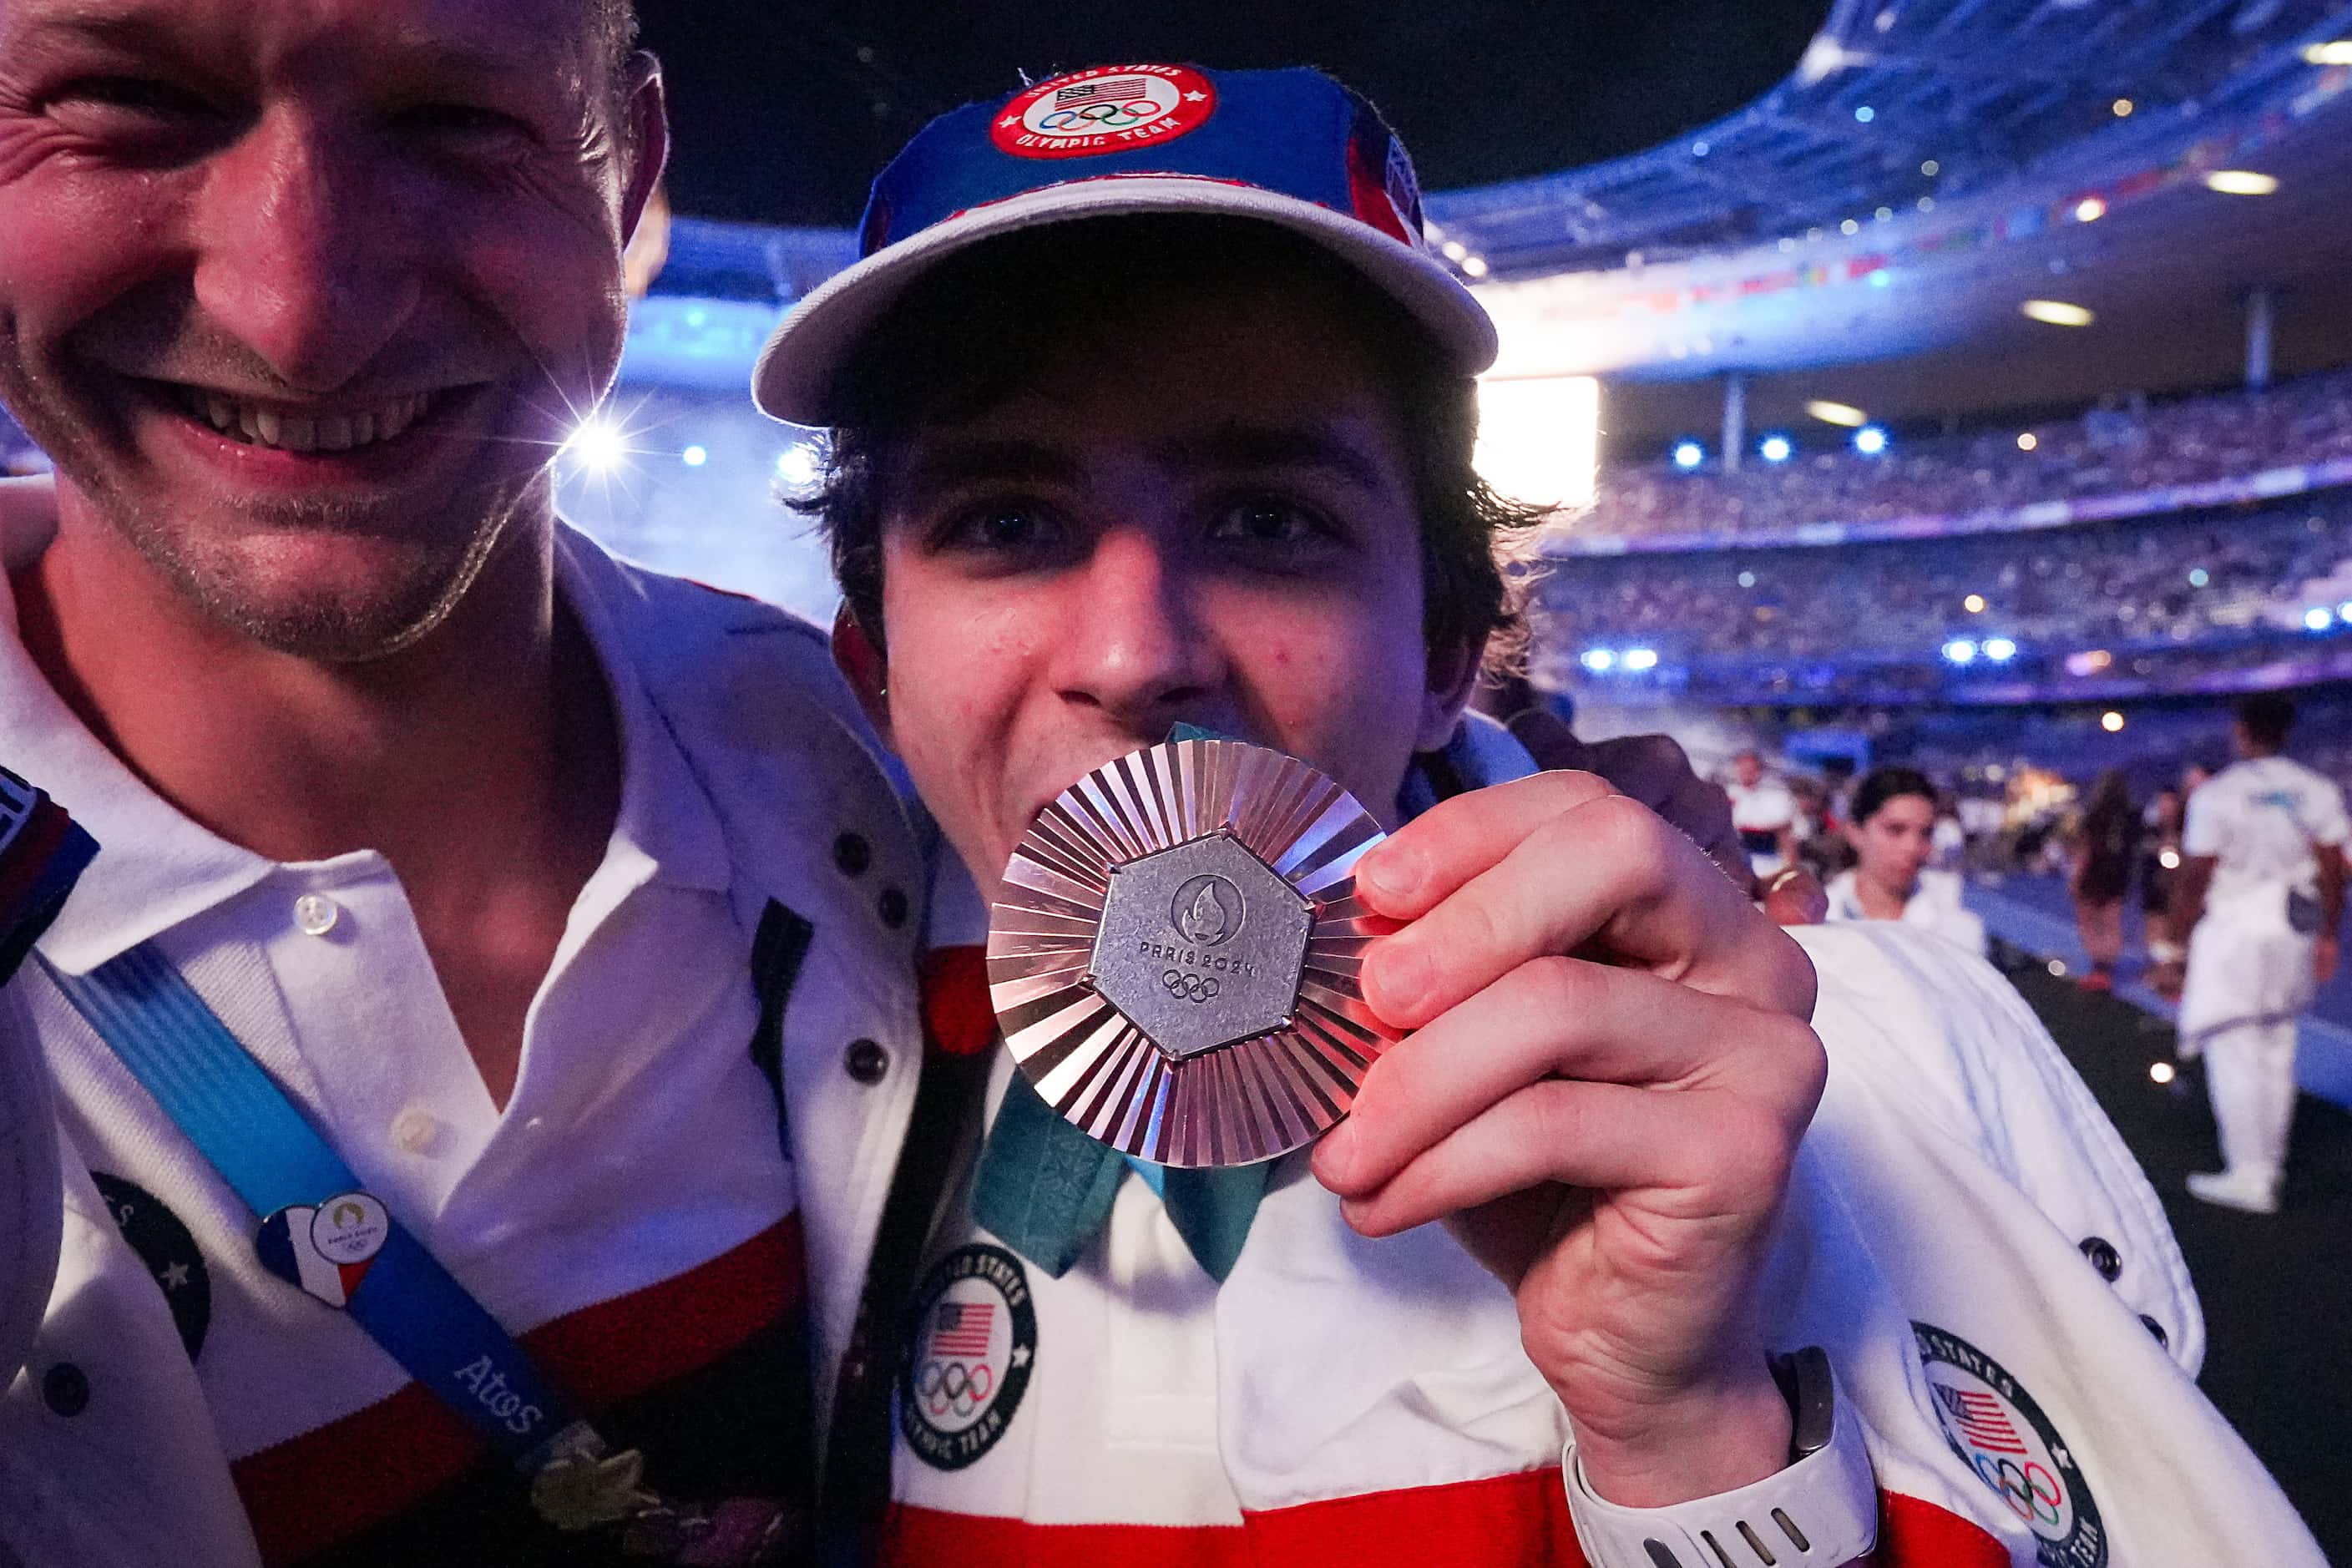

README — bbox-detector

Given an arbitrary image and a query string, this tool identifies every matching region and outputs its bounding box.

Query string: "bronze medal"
[988,736,1401,1167]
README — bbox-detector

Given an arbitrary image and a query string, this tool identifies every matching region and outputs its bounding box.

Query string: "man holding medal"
[0,5,1838,1565]
[757,63,2326,1568]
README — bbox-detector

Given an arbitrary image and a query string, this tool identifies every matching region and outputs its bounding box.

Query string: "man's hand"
[1311,771,1826,1508]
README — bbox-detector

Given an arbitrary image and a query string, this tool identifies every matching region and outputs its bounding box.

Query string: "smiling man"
[0,2,934,1564]
[753,62,2326,1568]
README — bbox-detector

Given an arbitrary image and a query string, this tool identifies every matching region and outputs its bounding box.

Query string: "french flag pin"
[255,1191,391,1308]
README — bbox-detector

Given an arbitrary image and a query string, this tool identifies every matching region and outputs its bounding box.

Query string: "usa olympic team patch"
[1913,1322,2107,1568]
[898,1244,1035,1470]
[990,65,1216,160]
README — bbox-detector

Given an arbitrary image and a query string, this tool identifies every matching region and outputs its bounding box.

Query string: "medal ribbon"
[43,943,597,1478]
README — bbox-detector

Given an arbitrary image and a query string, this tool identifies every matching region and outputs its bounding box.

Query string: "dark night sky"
[635,2,1830,227]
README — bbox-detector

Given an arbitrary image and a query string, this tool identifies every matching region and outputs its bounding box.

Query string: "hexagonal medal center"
[1090,831,1314,1062]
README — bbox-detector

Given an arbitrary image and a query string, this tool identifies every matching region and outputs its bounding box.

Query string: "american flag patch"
[928,1299,994,1358]
[1937,1383,2030,1454]
[1055,77,1151,108]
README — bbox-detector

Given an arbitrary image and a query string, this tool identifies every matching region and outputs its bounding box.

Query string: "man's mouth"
[154,381,447,456]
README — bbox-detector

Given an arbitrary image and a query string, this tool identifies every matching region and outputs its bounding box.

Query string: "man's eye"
[394,104,535,144]
[52,75,217,120]
[942,504,1063,557]
[1209,497,1329,548]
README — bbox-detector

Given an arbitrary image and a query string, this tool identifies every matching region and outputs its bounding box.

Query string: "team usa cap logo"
[989,65,1217,160]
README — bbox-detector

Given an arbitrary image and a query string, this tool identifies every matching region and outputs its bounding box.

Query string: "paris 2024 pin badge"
[986,735,1403,1168]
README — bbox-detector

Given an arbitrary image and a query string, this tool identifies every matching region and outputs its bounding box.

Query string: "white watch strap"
[1561,1374,1878,1568]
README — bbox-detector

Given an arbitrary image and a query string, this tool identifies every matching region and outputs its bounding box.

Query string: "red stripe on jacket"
[233,1213,805,1565]
[880,1472,2014,1568]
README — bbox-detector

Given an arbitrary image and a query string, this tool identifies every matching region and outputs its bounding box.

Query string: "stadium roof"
[1424,0,2351,280]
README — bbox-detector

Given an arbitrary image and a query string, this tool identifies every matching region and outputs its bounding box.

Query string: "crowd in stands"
[1586,365,2352,539]
[1538,487,2352,689]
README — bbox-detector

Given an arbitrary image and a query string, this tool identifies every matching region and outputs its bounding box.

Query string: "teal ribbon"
[971,1073,1272,1282]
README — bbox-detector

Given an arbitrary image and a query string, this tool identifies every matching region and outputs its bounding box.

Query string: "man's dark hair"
[1850,766,1938,826]
[2236,692,2295,751]
[800,215,1545,665]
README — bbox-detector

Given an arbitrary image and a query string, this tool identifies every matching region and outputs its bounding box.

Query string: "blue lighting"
[1854,105,1876,123]
[1867,270,1891,287]
[1672,441,1707,470]
[1582,649,1617,673]
[1623,648,1660,671]
[1759,435,1793,463]
[1984,637,2017,662]
[1854,425,1889,456]
[2188,568,2210,588]
[1944,639,1979,665]
[680,445,708,468]
[2304,606,2335,631]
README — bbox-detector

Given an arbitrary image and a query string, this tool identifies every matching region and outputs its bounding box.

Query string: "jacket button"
[2140,1314,2168,1348]
[2077,1236,2122,1282]
[878,888,909,928]
[833,832,872,878]
[43,1363,89,1417]
[844,1039,889,1085]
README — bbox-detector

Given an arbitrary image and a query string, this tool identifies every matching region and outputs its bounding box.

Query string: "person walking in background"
[2069,771,2138,991]
[1823,767,1987,957]
[2155,695,2349,1215]
[1725,748,1800,881]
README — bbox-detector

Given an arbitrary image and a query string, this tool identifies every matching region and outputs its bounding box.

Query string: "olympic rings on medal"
[1161,969,1222,1004]
[917,1358,996,1417]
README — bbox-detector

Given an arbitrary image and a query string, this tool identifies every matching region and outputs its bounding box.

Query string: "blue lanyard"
[44,943,586,1473]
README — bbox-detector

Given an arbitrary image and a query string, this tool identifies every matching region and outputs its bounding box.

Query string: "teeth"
[184,389,436,453]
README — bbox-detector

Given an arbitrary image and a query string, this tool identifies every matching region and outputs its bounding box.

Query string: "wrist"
[1568,1369,1793,1509]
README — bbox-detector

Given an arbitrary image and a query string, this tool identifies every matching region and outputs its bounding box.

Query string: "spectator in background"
[2071,771,2138,991]
[1725,748,1799,881]
[1823,766,1987,956]
[2158,695,2349,1214]
[2141,786,2188,970]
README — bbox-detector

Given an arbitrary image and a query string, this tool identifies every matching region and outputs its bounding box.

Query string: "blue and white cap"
[752,63,1498,426]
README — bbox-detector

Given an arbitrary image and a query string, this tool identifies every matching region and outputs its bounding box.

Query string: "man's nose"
[1051,529,1222,730]
[191,114,422,392]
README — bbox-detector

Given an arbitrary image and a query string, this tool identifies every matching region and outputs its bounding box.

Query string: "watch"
[1561,1348,1879,1568]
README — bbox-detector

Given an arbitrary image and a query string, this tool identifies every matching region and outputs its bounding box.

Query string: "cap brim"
[751,177,1500,427]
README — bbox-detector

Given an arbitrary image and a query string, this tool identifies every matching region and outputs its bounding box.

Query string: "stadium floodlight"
[2188,568,2210,587]
[1461,255,1490,277]
[2112,98,2134,117]
[2017,432,2040,451]
[562,414,626,474]
[2149,1061,2175,1085]
[1943,639,1979,665]
[1672,441,1706,470]
[2101,711,2127,733]
[1854,426,1889,456]
[1581,649,1617,673]
[1806,399,1866,427]
[2304,606,2334,631]
[1964,594,1987,614]
[1854,105,1875,122]
[2203,169,2279,196]
[1759,435,1793,463]
[680,445,708,468]
[2021,299,2094,326]
[1984,637,2017,662]
[2073,197,2107,223]
[776,443,822,488]
[2305,41,2352,65]
[1623,648,1660,671]
[1441,240,1468,260]
[1737,571,1758,588]
[2340,599,2352,621]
